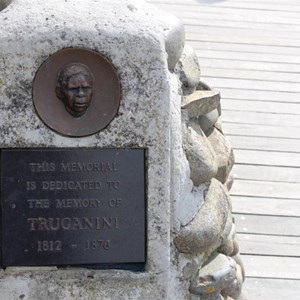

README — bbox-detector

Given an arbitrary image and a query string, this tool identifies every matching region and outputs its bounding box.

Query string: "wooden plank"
[202,68,300,84]
[182,17,300,33]
[207,77,300,93]
[148,2,300,26]
[186,25,300,41]
[222,110,300,127]
[220,88,300,103]
[189,32,300,47]
[221,99,300,114]
[227,135,300,153]
[151,3,300,21]
[199,58,300,75]
[234,213,300,236]
[195,49,300,65]
[242,255,300,279]
[234,149,300,167]
[183,11,300,27]
[243,278,300,300]
[223,123,300,139]
[238,234,300,256]
[148,1,300,30]
[150,0,300,12]
[190,40,300,57]
[191,40,299,56]
[231,180,300,200]
[232,164,300,183]
[232,196,300,217]
[149,0,300,5]
[197,57,300,73]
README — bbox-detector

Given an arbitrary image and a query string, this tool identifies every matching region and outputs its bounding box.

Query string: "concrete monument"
[0,0,244,299]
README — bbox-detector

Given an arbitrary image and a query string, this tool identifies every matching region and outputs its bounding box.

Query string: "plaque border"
[32,48,121,137]
[0,147,147,270]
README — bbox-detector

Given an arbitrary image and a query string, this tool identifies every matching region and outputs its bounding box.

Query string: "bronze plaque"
[33,48,121,137]
[1,149,146,267]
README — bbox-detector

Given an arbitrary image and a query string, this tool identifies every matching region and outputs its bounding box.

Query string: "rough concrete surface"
[0,0,187,298]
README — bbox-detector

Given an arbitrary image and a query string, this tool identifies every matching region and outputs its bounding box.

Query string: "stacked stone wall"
[171,43,245,300]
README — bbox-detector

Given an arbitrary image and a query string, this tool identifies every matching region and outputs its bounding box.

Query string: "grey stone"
[181,260,199,281]
[174,44,201,94]
[197,109,220,133]
[183,123,218,185]
[206,127,235,184]
[182,89,221,119]
[189,253,237,299]
[218,223,236,256]
[225,173,234,191]
[217,103,222,116]
[232,237,240,257]
[221,263,243,300]
[165,18,185,71]
[232,254,245,282]
[0,0,11,11]
[174,179,231,255]
[196,80,211,91]
[218,210,233,248]
[214,117,223,134]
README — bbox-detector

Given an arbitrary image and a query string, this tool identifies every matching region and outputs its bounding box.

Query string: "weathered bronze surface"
[33,48,121,137]
[56,63,94,118]
[1,148,146,267]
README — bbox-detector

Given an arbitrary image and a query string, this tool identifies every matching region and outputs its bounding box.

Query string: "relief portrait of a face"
[56,63,93,117]
[33,48,121,137]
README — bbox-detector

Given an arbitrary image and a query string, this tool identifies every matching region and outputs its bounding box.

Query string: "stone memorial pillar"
[0,0,244,299]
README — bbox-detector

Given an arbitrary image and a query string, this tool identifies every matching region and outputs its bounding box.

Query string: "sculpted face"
[56,64,93,117]
[64,74,93,116]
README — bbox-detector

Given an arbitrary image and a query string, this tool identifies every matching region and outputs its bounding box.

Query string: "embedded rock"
[165,18,185,71]
[217,103,222,116]
[232,254,245,281]
[218,211,233,252]
[197,109,219,133]
[196,80,211,91]
[189,253,239,299]
[221,263,243,300]
[232,237,240,257]
[214,117,223,134]
[225,173,234,191]
[182,89,220,119]
[181,259,199,281]
[218,223,237,257]
[183,123,218,185]
[174,45,201,94]
[174,179,231,255]
[206,127,234,183]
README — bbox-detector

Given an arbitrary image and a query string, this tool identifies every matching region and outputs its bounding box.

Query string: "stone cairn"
[169,24,245,300]
[0,0,244,298]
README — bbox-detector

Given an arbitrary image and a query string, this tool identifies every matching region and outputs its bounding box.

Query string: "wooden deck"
[147,0,300,298]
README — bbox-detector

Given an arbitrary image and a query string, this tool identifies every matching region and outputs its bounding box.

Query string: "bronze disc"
[33,48,121,137]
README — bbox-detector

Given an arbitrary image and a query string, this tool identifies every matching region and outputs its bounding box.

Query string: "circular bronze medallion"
[33,48,121,137]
